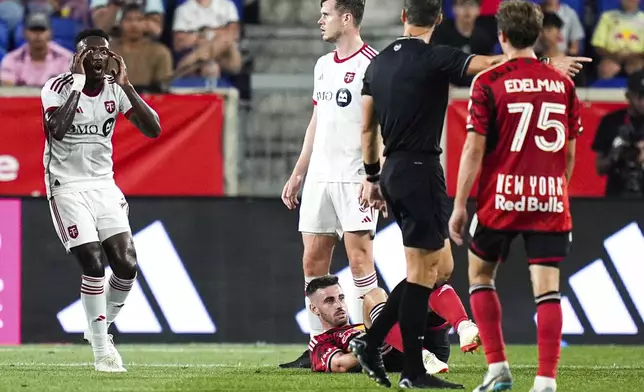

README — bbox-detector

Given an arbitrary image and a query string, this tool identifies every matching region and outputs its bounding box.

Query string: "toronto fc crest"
[104,100,116,113]
[344,72,355,83]
[68,225,79,239]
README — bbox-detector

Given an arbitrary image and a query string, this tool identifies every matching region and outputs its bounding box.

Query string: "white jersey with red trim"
[40,72,134,197]
[309,43,378,182]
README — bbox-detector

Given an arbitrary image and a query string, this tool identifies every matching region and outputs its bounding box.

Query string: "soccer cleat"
[278,349,311,369]
[399,373,464,389]
[472,367,513,392]
[94,354,127,372]
[530,376,556,392]
[349,336,391,388]
[422,349,449,374]
[458,320,481,353]
[84,329,123,367]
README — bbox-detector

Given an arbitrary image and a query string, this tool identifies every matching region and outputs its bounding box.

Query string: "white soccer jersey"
[308,43,378,182]
[41,73,133,197]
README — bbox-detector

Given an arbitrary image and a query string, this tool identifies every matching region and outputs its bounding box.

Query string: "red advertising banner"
[0,94,224,196]
[446,100,627,197]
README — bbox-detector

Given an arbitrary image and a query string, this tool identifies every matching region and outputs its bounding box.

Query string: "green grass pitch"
[0,344,642,391]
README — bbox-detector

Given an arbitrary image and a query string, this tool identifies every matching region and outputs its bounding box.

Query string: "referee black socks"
[366,279,406,348]
[399,282,432,378]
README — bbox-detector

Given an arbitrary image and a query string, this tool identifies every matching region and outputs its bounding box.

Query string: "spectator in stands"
[172,0,242,80]
[110,5,173,92]
[592,0,644,80]
[536,12,586,85]
[432,0,496,55]
[540,0,584,55]
[592,70,644,197]
[0,12,72,86]
[536,12,565,58]
[0,0,25,30]
[91,0,164,38]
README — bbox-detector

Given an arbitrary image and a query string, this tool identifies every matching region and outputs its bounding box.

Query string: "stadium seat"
[171,75,235,88]
[596,0,644,14]
[0,20,9,51]
[50,17,82,52]
[561,0,583,17]
[590,77,627,88]
[13,22,25,47]
[443,0,455,19]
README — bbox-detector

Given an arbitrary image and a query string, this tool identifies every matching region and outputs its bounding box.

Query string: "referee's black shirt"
[362,38,474,156]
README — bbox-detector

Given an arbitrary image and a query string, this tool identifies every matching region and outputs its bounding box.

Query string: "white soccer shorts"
[298,181,378,238]
[49,186,131,252]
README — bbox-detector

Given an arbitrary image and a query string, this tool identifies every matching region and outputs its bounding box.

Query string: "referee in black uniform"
[349,0,589,389]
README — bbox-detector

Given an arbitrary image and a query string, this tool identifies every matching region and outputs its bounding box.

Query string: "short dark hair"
[404,0,442,28]
[496,0,543,49]
[75,28,110,47]
[321,0,366,26]
[121,4,144,20]
[542,11,563,30]
[305,275,340,297]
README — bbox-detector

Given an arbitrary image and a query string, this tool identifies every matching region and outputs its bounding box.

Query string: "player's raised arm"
[43,50,91,141]
[465,54,592,77]
[109,51,161,138]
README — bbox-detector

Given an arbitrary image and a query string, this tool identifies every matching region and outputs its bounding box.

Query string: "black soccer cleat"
[349,336,391,388]
[399,373,465,389]
[278,349,311,369]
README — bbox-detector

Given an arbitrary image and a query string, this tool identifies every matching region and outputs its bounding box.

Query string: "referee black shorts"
[380,152,449,251]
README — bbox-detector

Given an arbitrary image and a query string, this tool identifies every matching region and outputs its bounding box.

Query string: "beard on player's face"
[322,26,344,43]
[320,304,349,327]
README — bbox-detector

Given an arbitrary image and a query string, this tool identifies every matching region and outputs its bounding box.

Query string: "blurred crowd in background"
[3,0,644,91]
[0,0,257,93]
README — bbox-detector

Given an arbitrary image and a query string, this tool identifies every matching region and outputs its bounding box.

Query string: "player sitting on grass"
[306,275,456,377]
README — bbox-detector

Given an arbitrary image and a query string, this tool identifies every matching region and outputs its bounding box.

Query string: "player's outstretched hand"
[448,208,469,246]
[551,56,592,77]
[71,48,91,75]
[109,50,130,86]
[282,174,303,210]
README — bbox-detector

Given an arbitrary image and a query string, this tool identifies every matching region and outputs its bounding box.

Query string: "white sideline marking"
[0,363,641,370]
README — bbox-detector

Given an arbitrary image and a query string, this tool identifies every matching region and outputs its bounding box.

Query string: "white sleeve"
[225,1,240,23]
[172,5,194,32]
[41,76,70,114]
[116,85,133,115]
[312,58,323,105]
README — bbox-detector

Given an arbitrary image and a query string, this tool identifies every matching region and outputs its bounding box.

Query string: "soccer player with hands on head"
[42,28,160,372]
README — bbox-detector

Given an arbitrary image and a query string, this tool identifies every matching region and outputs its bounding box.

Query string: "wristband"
[366,174,380,183]
[71,74,86,92]
[364,161,381,176]
[538,57,550,65]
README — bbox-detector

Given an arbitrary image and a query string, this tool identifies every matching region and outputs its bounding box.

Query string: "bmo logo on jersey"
[495,174,565,213]
[336,88,352,107]
[69,118,116,137]
[316,91,334,102]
